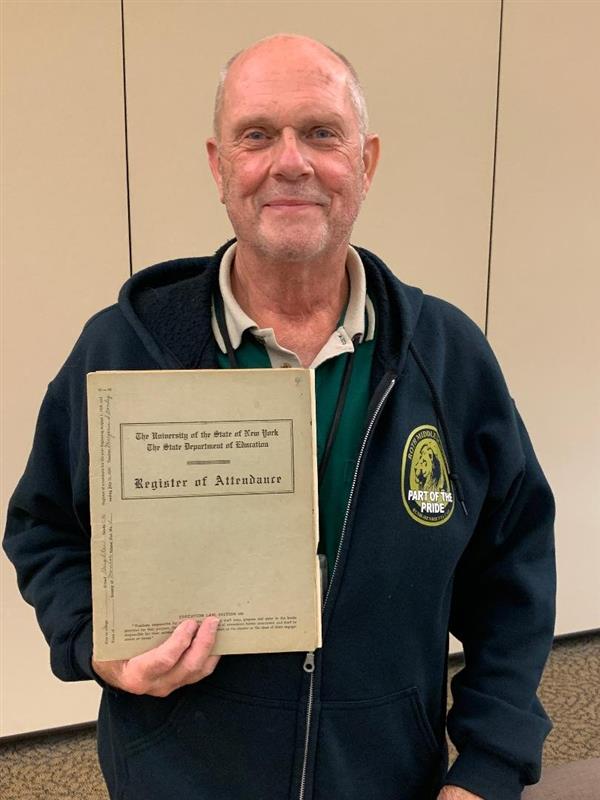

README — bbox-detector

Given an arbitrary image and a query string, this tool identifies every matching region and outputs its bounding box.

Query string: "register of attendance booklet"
[87,369,321,661]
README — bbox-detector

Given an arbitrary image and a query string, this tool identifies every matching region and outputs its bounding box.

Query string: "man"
[4,34,555,800]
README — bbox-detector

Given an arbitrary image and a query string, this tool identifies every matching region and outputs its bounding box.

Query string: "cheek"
[318,156,365,199]
[224,155,271,197]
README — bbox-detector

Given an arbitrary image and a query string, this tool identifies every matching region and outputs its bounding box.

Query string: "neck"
[231,243,349,324]
[230,243,350,366]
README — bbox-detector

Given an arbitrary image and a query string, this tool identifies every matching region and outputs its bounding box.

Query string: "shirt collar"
[211,242,375,366]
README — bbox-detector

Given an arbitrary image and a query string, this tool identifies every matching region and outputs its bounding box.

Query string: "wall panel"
[488,0,600,634]
[1,0,129,735]
[124,0,500,330]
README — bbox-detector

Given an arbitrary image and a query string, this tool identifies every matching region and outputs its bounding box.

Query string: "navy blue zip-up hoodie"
[4,242,556,800]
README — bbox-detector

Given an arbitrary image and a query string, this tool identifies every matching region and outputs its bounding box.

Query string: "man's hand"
[437,787,485,800]
[91,617,220,697]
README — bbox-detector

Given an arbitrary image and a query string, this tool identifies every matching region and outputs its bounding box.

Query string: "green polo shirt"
[216,333,375,572]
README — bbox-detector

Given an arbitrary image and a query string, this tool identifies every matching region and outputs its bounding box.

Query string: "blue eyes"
[243,128,336,143]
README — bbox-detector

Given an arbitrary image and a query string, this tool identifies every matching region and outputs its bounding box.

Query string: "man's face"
[207,38,379,263]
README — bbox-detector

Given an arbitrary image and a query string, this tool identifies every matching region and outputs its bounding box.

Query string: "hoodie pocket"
[104,683,298,800]
[314,687,443,800]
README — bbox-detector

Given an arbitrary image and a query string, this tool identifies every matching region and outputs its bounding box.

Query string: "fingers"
[122,616,220,696]
[174,617,221,685]
[135,618,200,681]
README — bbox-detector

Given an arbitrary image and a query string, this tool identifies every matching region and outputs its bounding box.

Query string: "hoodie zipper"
[298,374,397,800]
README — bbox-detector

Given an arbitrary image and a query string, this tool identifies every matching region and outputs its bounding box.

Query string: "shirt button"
[281,362,292,368]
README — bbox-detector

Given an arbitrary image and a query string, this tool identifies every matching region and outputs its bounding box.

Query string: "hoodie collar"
[117,240,423,383]
[355,245,423,386]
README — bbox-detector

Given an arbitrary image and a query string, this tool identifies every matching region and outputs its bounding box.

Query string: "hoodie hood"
[117,244,224,370]
[117,239,425,387]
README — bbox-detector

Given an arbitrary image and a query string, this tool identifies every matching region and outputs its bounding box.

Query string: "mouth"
[262,194,326,209]
[263,201,321,211]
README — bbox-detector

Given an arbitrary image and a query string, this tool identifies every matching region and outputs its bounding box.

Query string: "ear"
[361,134,380,198]
[206,138,225,203]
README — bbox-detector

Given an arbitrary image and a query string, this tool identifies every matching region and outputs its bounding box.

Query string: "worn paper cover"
[87,369,321,660]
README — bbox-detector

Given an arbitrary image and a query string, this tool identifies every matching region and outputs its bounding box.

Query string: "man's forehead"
[225,38,349,97]
[213,35,366,139]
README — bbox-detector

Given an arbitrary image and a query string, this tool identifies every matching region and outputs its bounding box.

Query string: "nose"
[270,129,313,180]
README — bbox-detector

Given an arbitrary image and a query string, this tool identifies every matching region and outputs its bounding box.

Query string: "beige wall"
[1,0,598,736]
[487,0,600,634]
[1,0,128,735]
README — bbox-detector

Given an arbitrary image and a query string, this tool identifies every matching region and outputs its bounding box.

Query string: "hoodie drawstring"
[408,342,469,517]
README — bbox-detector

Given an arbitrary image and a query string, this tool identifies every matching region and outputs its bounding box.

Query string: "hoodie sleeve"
[3,384,97,682]
[445,405,556,800]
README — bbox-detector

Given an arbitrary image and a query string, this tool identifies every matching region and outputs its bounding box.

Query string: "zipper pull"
[303,651,315,672]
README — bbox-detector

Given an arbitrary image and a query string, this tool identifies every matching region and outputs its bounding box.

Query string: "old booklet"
[87,369,321,661]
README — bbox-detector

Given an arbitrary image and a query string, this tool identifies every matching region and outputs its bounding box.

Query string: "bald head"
[205,32,380,269]
[213,34,369,143]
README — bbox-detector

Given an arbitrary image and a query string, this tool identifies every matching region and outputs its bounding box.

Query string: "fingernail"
[206,617,220,633]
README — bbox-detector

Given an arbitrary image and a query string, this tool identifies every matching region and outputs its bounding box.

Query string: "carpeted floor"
[1,632,598,799]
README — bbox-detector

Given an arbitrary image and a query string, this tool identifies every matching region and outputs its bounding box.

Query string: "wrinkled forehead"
[222,43,353,117]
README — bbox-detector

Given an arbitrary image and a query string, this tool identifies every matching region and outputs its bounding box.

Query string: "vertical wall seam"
[120,0,133,277]
[485,0,505,338]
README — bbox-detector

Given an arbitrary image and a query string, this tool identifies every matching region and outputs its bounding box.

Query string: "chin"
[251,226,336,263]
[265,244,325,263]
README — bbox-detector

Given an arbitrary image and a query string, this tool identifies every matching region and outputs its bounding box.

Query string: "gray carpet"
[1,632,598,799]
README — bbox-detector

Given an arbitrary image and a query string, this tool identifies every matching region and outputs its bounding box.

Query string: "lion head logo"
[401,426,454,526]
[412,441,449,494]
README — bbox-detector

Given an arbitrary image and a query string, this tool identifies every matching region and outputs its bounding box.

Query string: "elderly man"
[4,34,555,800]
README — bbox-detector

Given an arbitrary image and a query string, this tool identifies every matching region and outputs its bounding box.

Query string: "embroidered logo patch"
[401,425,454,526]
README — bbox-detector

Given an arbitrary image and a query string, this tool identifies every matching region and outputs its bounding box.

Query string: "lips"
[265,205,317,213]
[264,199,321,207]
[262,197,327,215]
